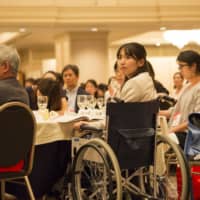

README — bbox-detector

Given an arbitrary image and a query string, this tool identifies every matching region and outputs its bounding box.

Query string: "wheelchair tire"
[72,138,122,200]
[154,134,190,200]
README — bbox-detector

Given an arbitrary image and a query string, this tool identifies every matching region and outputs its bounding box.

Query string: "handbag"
[184,112,200,157]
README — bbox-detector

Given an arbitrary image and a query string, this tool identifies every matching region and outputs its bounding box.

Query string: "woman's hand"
[73,121,89,130]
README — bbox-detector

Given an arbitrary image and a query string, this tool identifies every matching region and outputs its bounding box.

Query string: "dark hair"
[116,42,148,78]
[25,78,36,85]
[146,60,169,94]
[173,72,184,80]
[98,83,108,92]
[146,60,155,79]
[177,50,200,74]
[38,78,62,111]
[97,83,108,97]
[173,72,184,89]
[107,76,114,85]
[113,61,118,72]
[85,79,98,97]
[61,64,79,77]
[85,79,98,88]
[43,70,63,85]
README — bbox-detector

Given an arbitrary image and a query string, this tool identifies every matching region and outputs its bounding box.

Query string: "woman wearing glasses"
[160,50,200,148]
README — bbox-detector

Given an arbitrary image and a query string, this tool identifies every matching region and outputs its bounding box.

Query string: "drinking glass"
[96,97,105,117]
[86,95,96,110]
[77,95,87,110]
[37,95,48,110]
[97,97,104,109]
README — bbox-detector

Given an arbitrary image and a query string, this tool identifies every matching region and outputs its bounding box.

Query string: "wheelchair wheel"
[72,138,122,200]
[152,134,190,200]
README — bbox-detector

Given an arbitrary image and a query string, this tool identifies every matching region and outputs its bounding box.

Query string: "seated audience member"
[85,79,98,97]
[104,61,125,102]
[113,61,125,86]
[62,64,88,113]
[171,71,184,99]
[26,85,37,110]
[116,43,156,102]
[25,77,40,110]
[0,44,29,106]
[112,61,125,94]
[74,42,157,129]
[160,50,200,149]
[42,70,68,114]
[97,83,108,98]
[8,76,68,199]
[37,78,64,115]
[25,77,35,88]
[0,45,31,198]
[43,70,63,85]
[73,43,157,200]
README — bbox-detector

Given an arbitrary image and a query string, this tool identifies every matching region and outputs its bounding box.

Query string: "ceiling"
[0,0,200,50]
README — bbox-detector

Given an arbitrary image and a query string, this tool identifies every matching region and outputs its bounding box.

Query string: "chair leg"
[1,180,5,200]
[24,176,35,200]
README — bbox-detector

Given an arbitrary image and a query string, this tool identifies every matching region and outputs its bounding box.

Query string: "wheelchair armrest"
[157,95,177,107]
[80,124,103,133]
[107,97,124,103]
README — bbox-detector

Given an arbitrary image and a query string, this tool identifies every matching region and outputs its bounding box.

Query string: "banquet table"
[34,111,88,145]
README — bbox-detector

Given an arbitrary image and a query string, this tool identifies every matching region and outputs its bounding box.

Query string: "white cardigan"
[119,72,157,102]
[88,72,157,129]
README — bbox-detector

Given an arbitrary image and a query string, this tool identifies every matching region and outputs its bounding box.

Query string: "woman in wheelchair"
[160,50,200,149]
[73,42,158,200]
[72,44,191,200]
[115,42,157,102]
[74,42,157,130]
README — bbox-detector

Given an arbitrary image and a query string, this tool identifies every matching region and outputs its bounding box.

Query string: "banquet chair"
[0,101,36,200]
[71,100,190,200]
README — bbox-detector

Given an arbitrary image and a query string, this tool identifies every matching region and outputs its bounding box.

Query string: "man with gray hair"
[0,44,29,105]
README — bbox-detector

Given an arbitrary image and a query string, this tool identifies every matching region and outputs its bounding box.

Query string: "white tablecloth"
[34,111,88,145]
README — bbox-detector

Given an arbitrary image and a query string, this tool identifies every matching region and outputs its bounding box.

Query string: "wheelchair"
[67,100,190,200]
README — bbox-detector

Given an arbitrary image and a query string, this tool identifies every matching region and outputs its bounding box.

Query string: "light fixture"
[163,29,200,49]
[155,42,161,47]
[19,28,27,33]
[160,27,166,31]
[91,27,98,32]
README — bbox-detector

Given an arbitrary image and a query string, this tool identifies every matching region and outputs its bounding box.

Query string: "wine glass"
[97,97,105,117]
[77,95,87,115]
[86,95,96,110]
[97,97,104,110]
[37,95,49,120]
[37,95,48,110]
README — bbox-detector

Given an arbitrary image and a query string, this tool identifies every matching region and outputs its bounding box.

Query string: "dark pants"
[175,132,187,150]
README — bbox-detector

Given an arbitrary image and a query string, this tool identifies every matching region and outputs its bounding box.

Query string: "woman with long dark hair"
[116,42,156,102]
[74,42,157,129]
[37,78,63,114]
